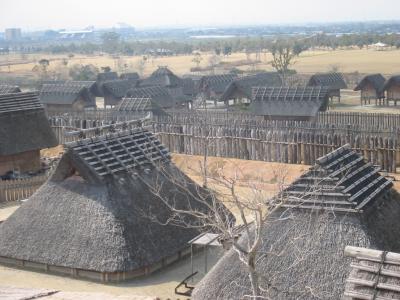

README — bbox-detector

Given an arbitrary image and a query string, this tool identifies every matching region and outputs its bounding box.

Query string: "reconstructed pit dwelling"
[193,144,400,300]
[0,128,219,282]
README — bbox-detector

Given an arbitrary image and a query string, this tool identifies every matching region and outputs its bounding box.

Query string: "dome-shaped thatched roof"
[193,145,399,300]
[0,128,222,281]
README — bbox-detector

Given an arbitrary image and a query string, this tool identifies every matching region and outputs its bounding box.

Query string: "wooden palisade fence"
[0,173,49,203]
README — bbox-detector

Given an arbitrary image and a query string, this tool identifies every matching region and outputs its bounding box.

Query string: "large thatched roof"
[220,72,282,102]
[39,83,93,106]
[0,84,21,94]
[250,86,330,118]
[193,146,399,300]
[0,92,58,155]
[102,79,137,98]
[0,129,216,277]
[354,74,386,93]
[307,73,348,89]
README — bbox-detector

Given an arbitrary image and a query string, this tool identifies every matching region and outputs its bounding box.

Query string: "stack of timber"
[344,246,400,300]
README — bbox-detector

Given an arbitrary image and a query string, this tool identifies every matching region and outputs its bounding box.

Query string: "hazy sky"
[1,0,399,31]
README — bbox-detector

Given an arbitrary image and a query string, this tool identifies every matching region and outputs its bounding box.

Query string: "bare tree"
[192,52,203,69]
[269,41,299,85]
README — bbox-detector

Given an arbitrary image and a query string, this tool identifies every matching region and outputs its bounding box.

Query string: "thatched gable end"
[115,97,168,117]
[280,144,393,212]
[0,92,58,156]
[65,129,170,182]
[39,83,93,106]
[354,74,386,93]
[141,66,183,88]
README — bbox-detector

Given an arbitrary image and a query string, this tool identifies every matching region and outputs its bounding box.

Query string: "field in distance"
[1,49,400,77]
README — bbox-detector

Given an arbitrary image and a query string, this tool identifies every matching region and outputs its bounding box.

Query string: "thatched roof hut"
[354,74,386,105]
[39,82,95,113]
[0,128,219,281]
[307,73,347,101]
[250,86,330,121]
[193,145,399,300]
[102,79,138,107]
[344,246,400,299]
[220,72,282,104]
[0,92,58,176]
[97,72,118,82]
[0,84,21,94]
[383,75,400,105]
[127,86,177,108]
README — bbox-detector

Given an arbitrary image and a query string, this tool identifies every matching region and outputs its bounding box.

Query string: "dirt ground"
[1,49,400,78]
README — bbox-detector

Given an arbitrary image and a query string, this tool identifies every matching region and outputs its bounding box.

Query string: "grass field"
[1,49,400,77]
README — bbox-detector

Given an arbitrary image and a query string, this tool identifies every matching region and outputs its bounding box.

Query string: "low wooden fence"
[0,174,49,203]
[152,123,400,173]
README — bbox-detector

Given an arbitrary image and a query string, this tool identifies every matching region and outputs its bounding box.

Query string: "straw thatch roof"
[39,83,94,106]
[141,67,183,88]
[220,73,282,102]
[307,73,348,90]
[120,72,140,81]
[383,75,400,91]
[0,129,219,278]
[193,146,399,300]
[250,86,330,118]
[0,92,58,155]
[0,84,21,95]
[115,97,168,116]
[126,86,176,108]
[354,74,386,93]
[102,79,138,98]
[198,74,237,95]
[97,72,118,82]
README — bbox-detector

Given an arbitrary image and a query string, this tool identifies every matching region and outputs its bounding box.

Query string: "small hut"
[250,86,330,121]
[114,97,168,118]
[344,246,400,299]
[127,86,177,108]
[307,73,347,102]
[39,83,95,113]
[383,75,400,106]
[0,92,58,176]
[220,72,282,106]
[0,128,224,282]
[0,84,21,94]
[354,74,386,105]
[101,79,138,107]
[193,145,399,300]
[198,74,237,100]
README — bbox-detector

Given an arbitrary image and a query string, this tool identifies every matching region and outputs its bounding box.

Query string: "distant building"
[4,28,21,41]
[250,86,330,121]
[354,74,386,105]
[0,92,57,176]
